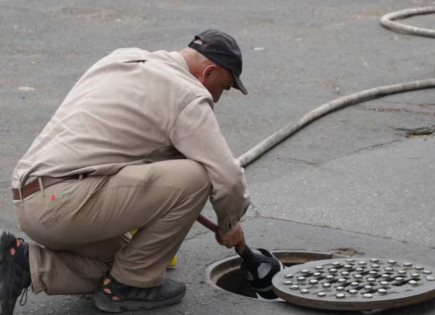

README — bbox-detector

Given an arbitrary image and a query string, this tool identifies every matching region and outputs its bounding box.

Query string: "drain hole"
[207,251,345,299]
[216,267,258,298]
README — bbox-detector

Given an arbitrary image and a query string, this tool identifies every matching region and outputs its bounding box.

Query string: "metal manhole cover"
[272,258,435,311]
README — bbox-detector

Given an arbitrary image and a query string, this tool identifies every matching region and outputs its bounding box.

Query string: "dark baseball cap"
[188,29,247,95]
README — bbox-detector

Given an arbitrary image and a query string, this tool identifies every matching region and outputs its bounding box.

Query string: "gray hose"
[380,6,435,38]
[237,78,435,167]
[199,7,435,230]
[236,6,435,166]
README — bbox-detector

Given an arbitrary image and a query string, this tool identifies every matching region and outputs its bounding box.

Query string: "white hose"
[380,6,435,38]
[237,78,435,167]
[199,7,435,242]
[236,7,435,167]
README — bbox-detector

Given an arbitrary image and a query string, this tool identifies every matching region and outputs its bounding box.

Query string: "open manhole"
[206,250,344,299]
[207,252,435,311]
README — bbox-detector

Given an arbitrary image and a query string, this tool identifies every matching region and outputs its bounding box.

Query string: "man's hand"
[216,224,245,253]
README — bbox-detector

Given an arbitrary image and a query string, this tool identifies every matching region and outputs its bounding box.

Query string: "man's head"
[181,29,247,103]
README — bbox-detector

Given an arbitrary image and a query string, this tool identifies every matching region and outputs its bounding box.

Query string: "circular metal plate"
[272,258,435,311]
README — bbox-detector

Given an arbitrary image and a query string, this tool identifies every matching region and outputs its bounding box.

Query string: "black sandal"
[93,274,186,313]
[0,231,31,315]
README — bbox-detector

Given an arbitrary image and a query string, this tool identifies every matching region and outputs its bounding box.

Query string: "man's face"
[202,65,234,103]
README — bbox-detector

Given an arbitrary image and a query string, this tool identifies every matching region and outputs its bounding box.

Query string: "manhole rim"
[205,249,347,301]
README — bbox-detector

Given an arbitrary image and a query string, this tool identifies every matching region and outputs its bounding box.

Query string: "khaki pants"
[14,160,211,295]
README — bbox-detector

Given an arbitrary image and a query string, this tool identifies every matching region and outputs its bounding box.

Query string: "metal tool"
[272,257,435,311]
[197,215,282,299]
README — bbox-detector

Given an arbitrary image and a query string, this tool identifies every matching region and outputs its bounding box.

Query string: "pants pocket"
[35,190,74,228]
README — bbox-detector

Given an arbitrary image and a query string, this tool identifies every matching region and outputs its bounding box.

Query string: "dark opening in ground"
[207,250,346,299]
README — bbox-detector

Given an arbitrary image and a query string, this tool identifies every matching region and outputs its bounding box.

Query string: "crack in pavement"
[243,213,435,252]
[395,126,435,136]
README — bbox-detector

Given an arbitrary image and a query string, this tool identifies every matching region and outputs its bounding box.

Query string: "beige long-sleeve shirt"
[12,48,250,232]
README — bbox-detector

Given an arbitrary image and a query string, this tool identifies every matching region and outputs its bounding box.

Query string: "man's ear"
[201,64,218,83]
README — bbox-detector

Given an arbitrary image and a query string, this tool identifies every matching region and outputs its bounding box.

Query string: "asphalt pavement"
[1,1,434,314]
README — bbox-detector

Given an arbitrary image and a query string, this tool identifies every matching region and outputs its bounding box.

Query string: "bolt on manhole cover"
[272,257,435,311]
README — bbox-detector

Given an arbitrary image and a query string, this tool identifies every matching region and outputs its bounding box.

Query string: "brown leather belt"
[12,174,88,200]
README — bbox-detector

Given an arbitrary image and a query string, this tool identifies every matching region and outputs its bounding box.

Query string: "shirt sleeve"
[169,97,250,233]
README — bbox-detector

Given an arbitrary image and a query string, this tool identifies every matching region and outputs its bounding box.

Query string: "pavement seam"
[242,214,435,251]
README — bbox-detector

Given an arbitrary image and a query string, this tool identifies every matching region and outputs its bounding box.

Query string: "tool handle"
[196,215,219,233]
[196,215,247,256]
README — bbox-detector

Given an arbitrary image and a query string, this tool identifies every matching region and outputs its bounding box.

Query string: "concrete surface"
[1,0,434,314]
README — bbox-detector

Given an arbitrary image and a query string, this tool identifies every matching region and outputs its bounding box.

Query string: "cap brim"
[233,75,248,95]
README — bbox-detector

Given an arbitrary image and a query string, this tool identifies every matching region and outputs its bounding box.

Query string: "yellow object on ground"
[130,229,177,269]
[167,255,178,269]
